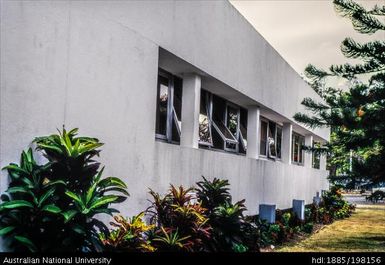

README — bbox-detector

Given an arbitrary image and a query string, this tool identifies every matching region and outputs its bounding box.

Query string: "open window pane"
[171,111,181,142]
[239,108,248,153]
[212,120,238,144]
[173,77,183,125]
[260,120,268,156]
[226,105,238,137]
[199,91,213,146]
[291,133,304,164]
[155,69,183,143]
[268,121,276,158]
[298,136,304,164]
[225,104,239,151]
[293,134,299,162]
[276,126,282,159]
[171,77,183,142]
[313,141,320,169]
[239,124,247,153]
[155,75,169,137]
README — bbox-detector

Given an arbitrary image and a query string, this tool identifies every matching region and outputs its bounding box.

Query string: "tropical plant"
[100,213,155,252]
[302,222,314,234]
[195,177,259,252]
[196,176,231,212]
[0,149,60,251]
[152,227,192,252]
[147,185,211,251]
[0,127,128,252]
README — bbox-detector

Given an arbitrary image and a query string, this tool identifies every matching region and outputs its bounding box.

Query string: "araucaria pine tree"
[294,0,385,186]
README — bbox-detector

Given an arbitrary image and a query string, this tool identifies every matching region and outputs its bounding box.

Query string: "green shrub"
[302,222,314,234]
[146,185,211,252]
[366,190,385,203]
[0,128,128,252]
[100,213,155,252]
[195,177,259,252]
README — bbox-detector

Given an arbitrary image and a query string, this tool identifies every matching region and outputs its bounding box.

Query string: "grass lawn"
[277,204,385,252]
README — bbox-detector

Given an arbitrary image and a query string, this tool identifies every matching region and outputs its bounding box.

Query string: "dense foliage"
[0,129,355,252]
[257,186,355,247]
[294,0,385,186]
[195,177,259,252]
[0,128,128,252]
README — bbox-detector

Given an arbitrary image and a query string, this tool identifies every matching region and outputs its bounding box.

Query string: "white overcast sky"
[229,0,385,78]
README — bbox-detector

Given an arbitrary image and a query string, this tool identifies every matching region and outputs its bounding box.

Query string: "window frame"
[259,118,269,157]
[155,68,182,144]
[198,90,246,155]
[291,132,305,165]
[198,90,214,147]
[223,101,241,153]
[312,140,321,169]
[259,117,282,160]
[276,125,282,160]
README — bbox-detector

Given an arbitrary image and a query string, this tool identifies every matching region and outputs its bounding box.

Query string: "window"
[276,126,282,158]
[312,141,321,169]
[239,108,248,154]
[224,103,240,152]
[211,98,238,152]
[260,120,268,156]
[268,121,277,158]
[199,90,213,146]
[198,90,247,154]
[260,118,282,159]
[292,132,304,165]
[155,69,183,143]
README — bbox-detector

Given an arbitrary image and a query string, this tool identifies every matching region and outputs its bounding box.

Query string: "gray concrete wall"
[0,0,329,222]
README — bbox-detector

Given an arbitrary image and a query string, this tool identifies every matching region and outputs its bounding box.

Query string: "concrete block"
[259,204,276,223]
[293,199,305,220]
[313,196,322,206]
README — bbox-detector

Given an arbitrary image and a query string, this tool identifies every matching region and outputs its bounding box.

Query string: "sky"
[229,0,385,81]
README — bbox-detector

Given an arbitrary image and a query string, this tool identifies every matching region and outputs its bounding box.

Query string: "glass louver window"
[155,69,182,143]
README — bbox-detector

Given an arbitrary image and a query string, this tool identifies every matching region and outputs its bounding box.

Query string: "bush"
[302,222,314,234]
[0,128,128,252]
[146,185,211,252]
[100,213,155,252]
[366,190,385,203]
[196,177,259,252]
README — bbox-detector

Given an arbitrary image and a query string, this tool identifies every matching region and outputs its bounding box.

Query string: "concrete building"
[0,0,329,218]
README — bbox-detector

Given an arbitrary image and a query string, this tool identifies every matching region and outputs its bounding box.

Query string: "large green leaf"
[42,204,61,214]
[0,226,15,236]
[72,224,86,235]
[2,164,29,176]
[86,169,105,205]
[1,200,34,209]
[65,191,84,208]
[43,180,66,188]
[6,186,30,194]
[38,188,55,207]
[89,195,118,210]
[93,208,120,216]
[102,187,130,196]
[61,210,77,223]
[34,143,64,155]
[14,236,37,252]
[98,177,127,189]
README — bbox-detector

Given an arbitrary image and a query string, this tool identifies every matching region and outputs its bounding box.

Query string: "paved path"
[344,194,385,206]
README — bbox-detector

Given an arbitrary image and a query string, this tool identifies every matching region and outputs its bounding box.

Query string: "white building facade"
[0,0,329,217]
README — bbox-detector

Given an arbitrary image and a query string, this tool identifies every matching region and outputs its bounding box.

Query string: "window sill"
[198,145,246,156]
[155,137,180,146]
